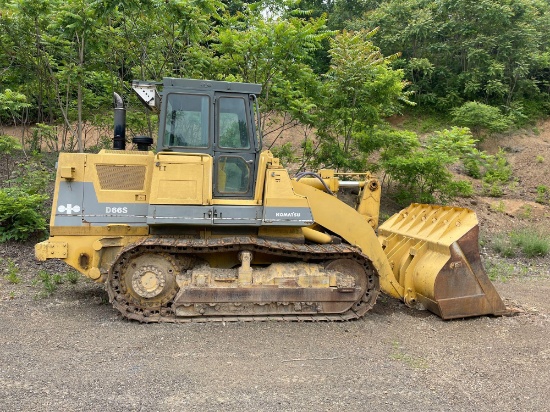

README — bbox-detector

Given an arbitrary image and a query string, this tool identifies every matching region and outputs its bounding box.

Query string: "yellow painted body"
[36,147,506,319]
[377,204,508,319]
[292,181,403,299]
[36,150,316,282]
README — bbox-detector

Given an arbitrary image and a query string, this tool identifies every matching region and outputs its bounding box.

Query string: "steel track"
[107,236,380,323]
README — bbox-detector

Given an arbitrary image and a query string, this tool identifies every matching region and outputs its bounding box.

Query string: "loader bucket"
[378,204,509,319]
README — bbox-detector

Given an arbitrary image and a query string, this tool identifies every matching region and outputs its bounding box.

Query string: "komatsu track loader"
[35,78,509,322]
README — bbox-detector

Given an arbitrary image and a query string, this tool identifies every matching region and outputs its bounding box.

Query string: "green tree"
[312,29,409,171]
[357,0,550,113]
[0,89,31,129]
[380,127,477,204]
[0,0,58,125]
[214,13,330,142]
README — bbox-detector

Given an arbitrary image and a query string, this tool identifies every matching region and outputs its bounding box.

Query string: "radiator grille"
[96,165,146,190]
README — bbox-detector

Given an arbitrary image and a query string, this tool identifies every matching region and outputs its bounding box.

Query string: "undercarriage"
[107,236,380,322]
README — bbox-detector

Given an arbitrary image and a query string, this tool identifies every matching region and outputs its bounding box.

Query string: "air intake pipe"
[113,92,126,150]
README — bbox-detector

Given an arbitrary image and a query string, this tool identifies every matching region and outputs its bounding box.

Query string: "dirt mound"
[465,120,550,236]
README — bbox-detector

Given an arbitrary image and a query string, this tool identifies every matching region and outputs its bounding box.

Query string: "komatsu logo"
[275,212,301,217]
[58,204,81,214]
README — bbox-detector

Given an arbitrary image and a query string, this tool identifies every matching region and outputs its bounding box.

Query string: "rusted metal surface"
[106,236,380,323]
[379,204,510,319]
[421,226,509,319]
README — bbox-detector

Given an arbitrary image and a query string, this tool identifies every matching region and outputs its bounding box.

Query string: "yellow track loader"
[35,78,509,322]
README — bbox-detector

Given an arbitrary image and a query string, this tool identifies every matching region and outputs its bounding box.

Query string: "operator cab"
[136,78,262,199]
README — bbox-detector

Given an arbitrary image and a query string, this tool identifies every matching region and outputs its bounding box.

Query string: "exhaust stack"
[113,92,126,150]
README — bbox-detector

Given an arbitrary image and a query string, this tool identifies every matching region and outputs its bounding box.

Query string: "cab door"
[212,94,258,199]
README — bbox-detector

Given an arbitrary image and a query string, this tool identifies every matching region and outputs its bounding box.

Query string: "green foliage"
[27,124,59,153]
[519,205,532,219]
[482,150,513,197]
[536,185,548,204]
[0,188,48,242]
[0,0,549,136]
[485,261,521,282]
[511,229,550,257]
[357,0,550,117]
[381,127,476,204]
[35,270,58,297]
[65,271,79,285]
[0,89,31,125]
[401,111,451,134]
[271,142,297,165]
[490,201,506,213]
[313,29,409,170]
[0,135,22,181]
[451,102,511,138]
[8,162,53,195]
[492,233,515,257]
[0,134,52,243]
[34,269,78,297]
[2,258,21,284]
[215,13,329,133]
[491,228,550,258]
[0,134,22,155]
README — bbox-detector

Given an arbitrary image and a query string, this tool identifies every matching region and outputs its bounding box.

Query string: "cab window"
[218,97,250,149]
[217,156,250,194]
[164,94,209,148]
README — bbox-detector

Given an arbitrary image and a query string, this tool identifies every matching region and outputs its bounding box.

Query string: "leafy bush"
[8,162,53,195]
[491,234,515,257]
[482,150,513,197]
[0,142,52,242]
[451,102,511,138]
[0,135,22,181]
[0,188,48,242]
[381,127,476,204]
[536,185,548,204]
[27,123,59,153]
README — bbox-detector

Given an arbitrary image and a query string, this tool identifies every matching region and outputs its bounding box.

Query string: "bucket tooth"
[378,204,509,319]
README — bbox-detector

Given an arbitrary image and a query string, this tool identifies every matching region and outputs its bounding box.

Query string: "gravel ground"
[1,122,549,411]
[1,263,548,412]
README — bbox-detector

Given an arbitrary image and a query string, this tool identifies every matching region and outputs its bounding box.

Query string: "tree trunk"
[77,33,85,153]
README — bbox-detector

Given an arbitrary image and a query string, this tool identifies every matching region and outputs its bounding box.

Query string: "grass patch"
[490,201,506,213]
[492,234,515,257]
[491,228,550,258]
[536,185,548,204]
[510,229,550,257]
[65,271,80,284]
[485,261,525,282]
[518,205,532,219]
[2,258,21,284]
[33,270,78,298]
[400,111,451,133]
[390,341,428,369]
